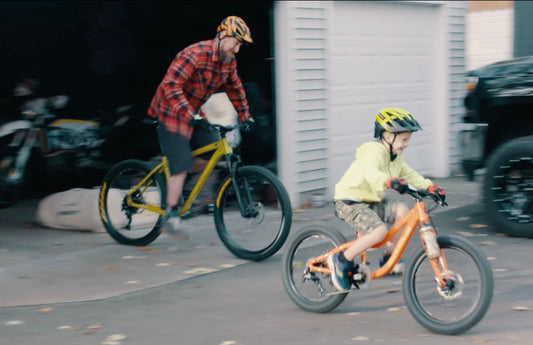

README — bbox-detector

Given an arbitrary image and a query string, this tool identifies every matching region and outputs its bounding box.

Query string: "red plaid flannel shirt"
[148,39,250,138]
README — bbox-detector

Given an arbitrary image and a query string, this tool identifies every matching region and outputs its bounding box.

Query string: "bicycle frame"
[307,199,449,287]
[124,128,250,218]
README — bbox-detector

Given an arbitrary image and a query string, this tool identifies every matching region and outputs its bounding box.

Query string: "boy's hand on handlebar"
[191,114,209,130]
[241,117,256,133]
[385,177,409,194]
[427,184,446,202]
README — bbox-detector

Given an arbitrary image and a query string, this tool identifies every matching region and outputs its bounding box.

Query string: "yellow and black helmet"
[374,108,422,138]
[217,15,253,44]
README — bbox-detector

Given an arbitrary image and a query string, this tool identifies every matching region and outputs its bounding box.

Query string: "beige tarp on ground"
[36,188,112,232]
[36,187,162,232]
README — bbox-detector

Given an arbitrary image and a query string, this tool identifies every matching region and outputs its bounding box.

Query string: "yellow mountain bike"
[98,123,292,261]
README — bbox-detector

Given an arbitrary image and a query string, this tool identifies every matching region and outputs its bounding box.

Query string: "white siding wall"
[274,1,329,206]
[466,8,514,71]
[447,1,469,174]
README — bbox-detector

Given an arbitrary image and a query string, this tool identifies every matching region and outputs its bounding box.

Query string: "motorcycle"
[0,95,159,207]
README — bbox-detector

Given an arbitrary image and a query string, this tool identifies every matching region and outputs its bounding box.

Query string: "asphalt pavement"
[1,175,533,345]
[0,175,490,307]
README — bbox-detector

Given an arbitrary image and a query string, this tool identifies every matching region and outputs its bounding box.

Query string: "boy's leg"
[343,224,388,261]
[335,201,389,261]
[372,200,409,273]
[328,201,389,291]
[373,201,409,255]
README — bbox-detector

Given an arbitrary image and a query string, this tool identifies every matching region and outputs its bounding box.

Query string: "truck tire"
[483,136,533,238]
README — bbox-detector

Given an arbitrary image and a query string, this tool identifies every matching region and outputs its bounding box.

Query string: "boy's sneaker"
[327,252,354,292]
[161,207,190,241]
[380,253,404,275]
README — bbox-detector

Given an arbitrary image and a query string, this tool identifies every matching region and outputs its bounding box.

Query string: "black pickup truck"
[460,56,533,238]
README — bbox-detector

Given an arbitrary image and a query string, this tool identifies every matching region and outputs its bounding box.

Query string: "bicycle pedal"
[352,273,363,281]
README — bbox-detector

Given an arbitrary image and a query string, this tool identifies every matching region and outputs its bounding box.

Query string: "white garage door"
[329,1,443,183]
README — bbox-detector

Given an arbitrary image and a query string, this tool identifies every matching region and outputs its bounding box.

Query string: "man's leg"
[166,171,187,208]
[156,124,194,207]
[190,157,209,174]
[186,126,221,211]
[156,124,193,239]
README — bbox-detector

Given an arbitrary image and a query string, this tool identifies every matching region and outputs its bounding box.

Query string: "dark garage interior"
[0,1,276,197]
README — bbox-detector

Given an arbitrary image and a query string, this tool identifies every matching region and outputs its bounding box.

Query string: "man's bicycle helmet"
[217,16,253,44]
[374,108,422,139]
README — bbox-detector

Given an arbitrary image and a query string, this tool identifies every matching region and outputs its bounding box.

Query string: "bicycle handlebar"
[406,185,448,207]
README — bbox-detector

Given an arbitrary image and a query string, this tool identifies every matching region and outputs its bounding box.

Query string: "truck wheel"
[483,136,533,238]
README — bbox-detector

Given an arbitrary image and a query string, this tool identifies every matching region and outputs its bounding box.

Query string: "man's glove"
[428,184,446,201]
[191,114,209,130]
[385,177,409,194]
[241,117,256,133]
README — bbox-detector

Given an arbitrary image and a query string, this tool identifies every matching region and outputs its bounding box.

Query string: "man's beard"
[220,52,232,64]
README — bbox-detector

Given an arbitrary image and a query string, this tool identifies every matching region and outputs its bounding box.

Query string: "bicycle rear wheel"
[214,166,292,261]
[403,235,494,335]
[99,159,166,246]
[281,224,348,313]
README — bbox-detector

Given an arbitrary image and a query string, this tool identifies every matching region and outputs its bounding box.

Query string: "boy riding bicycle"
[328,108,446,291]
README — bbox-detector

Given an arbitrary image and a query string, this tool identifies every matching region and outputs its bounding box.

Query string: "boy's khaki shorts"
[334,199,403,235]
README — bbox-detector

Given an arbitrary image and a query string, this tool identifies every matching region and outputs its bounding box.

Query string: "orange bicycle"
[281,186,494,335]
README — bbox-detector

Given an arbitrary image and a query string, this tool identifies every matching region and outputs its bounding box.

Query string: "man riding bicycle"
[147,15,256,237]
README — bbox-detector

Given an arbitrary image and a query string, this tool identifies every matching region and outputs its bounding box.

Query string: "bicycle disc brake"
[245,201,265,225]
[436,270,464,300]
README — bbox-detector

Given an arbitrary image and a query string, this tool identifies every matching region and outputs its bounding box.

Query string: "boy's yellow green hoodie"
[334,141,432,203]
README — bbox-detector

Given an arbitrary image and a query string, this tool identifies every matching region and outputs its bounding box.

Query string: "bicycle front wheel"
[214,166,292,261]
[99,159,166,246]
[281,224,348,313]
[403,235,494,335]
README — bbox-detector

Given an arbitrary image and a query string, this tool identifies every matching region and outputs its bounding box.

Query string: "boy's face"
[383,131,412,155]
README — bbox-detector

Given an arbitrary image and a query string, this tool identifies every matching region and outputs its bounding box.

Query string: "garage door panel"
[330,1,440,183]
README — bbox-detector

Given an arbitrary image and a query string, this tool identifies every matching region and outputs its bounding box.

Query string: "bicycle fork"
[225,155,257,219]
[419,224,450,288]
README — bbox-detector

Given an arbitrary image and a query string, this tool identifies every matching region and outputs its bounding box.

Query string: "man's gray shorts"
[156,124,220,175]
